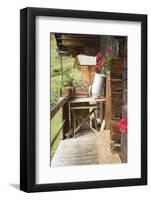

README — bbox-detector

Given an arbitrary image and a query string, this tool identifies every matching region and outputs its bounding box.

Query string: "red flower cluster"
[93,48,111,74]
[105,48,111,56]
[93,59,102,71]
[96,52,102,61]
[119,118,127,133]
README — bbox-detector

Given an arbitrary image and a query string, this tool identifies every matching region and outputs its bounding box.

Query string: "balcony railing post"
[51,97,68,119]
[62,102,69,139]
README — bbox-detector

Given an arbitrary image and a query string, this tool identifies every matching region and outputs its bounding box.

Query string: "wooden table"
[69,97,106,138]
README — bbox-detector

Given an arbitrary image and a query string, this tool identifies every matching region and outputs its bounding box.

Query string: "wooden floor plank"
[51,129,121,167]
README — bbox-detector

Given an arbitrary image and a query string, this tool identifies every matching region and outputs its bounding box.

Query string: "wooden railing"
[50,97,69,145]
[51,119,66,146]
[51,97,68,119]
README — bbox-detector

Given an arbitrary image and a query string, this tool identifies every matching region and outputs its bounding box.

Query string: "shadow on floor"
[9,183,19,190]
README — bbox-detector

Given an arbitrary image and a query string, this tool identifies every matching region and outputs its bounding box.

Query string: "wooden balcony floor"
[51,130,121,167]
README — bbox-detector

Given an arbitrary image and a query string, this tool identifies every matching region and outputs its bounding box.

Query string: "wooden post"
[62,103,69,139]
[105,72,111,129]
[60,55,63,86]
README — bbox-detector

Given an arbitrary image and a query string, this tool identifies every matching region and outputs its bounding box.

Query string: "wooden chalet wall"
[55,33,100,57]
[100,36,127,134]
[100,36,127,144]
[110,37,127,147]
[99,36,121,57]
[120,38,128,162]
[110,58,123,141]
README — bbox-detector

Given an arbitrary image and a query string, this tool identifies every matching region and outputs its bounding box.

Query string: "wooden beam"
[51,97,68,119]
[60,37,97,41]
[62,40,98,47]
[69,97,106,103]
[71,106,97,110]
[61,34,98,39]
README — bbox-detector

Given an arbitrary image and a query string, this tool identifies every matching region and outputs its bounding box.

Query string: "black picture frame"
[20,7,147,192]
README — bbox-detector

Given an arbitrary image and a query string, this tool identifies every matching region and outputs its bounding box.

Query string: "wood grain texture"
[105,72,111,129]
[51,130,121,167]
[111,57,123,65]
[51,130,98,167]
[111,80,123,92]
[81,66,95,85]
[120,133,127,163]
[62,103,69,139]
[111,64,123,79]
[110,57,123,142]
[96,130,121,164]
[51,97,68,119]
[74,87,89,96]
[111,120,121,141]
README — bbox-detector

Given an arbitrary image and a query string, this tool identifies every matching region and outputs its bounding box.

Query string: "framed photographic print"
[20,7,147,192]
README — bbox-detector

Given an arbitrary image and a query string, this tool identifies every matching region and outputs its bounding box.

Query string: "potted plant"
[61,72,74,97]
[92,48,112,98]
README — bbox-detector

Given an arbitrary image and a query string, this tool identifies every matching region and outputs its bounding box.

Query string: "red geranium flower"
[119,118,127,133]
[105,48,111,56]
[97,60,102,67]
[94,50,112,74]
[93,64,99,71]
[96,52,102,61]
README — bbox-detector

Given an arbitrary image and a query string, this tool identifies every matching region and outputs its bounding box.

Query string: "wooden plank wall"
[81,66,95,85]
[120,38,128,163]
[110,58,123,142]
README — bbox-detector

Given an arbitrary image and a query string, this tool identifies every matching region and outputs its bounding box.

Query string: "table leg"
[73,111,76,138]
[94,110,97,131]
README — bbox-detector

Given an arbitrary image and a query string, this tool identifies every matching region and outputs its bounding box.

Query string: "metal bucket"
[92,73,105,98]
